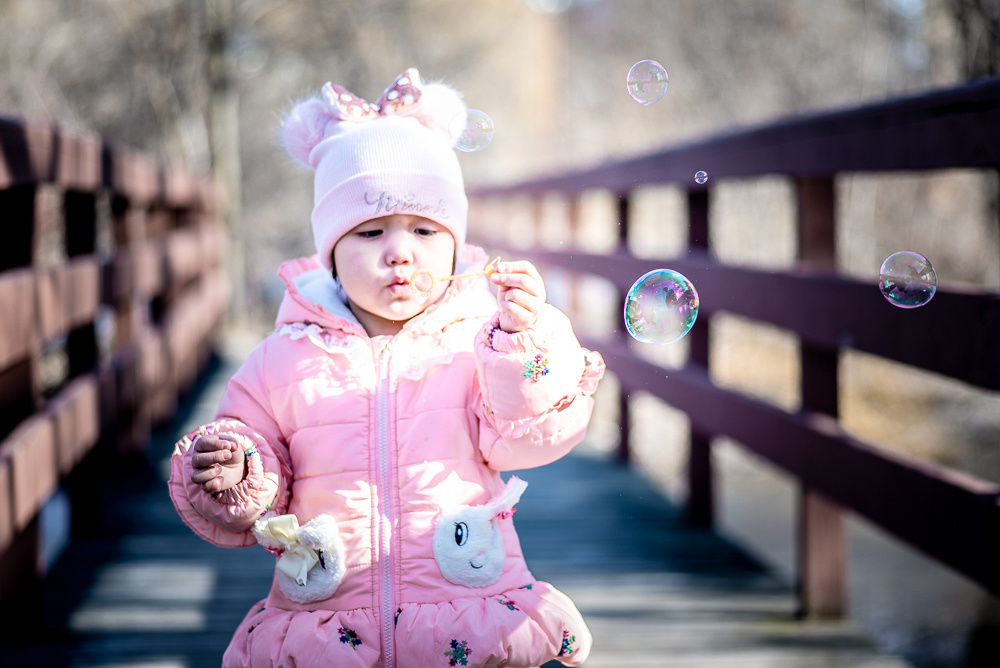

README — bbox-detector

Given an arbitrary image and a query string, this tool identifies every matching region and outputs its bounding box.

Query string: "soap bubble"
[627,60,668,105]
[695,170,708,184]
[452,109,494,152]
[624,269,699,344]
[879,251,936,308]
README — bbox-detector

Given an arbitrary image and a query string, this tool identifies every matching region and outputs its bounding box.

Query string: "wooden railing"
[468,76,1000,617]
[0,115,227,599]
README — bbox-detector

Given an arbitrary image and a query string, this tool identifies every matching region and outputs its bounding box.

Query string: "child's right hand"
[190,434,246,494]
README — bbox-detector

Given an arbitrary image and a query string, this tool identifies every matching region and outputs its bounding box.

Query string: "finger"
[495,280,545,305]
[191,447,234,470]
[499,300,539,331]
[501,300,535,322]
[191,465,221,485]
[492,260,542,282]
[495,260,541,280]
[491,269,544,297]
[194,435,231,453]
[500,287,544,315]
[200,477,224,494]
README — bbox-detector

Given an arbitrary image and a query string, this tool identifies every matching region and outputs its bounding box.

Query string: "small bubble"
[627,60,668,105]
[452,109,494,152]
[624,269,699,344]
[695,170,708,184]
[879,251,936,308]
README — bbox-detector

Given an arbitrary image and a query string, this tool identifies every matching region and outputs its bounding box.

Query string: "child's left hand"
[489,260,546,333]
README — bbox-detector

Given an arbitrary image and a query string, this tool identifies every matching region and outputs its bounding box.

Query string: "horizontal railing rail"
[468,76,1000,616]
[477,76,1000,193]
[0,114,227,601]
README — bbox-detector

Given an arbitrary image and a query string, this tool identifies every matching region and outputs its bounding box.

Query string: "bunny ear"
[280,96,335,168]
[488,476,528,519]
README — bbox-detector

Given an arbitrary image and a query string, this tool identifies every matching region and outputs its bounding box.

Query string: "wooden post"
[795,176,846,618]
[64,191,99,380]
[684,189,713,528]
[0,177,43,611]
[0,186,36,272]
[0,186,40,441]
[687,189,710,252]
[616,193,632,463]
[64,191,97,258]
[564,195,581,321]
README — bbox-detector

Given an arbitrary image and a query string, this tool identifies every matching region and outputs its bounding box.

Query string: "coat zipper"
[375,341,395,668]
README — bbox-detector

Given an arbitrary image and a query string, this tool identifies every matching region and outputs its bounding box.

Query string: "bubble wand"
[410,256,501,297]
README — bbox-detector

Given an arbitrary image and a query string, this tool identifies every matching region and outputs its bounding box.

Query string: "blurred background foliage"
[1,0,997,321]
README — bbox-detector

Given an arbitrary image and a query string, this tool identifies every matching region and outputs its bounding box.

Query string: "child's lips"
[387,275,411,294]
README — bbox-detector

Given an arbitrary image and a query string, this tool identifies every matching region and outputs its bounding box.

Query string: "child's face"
[333,214,456,336]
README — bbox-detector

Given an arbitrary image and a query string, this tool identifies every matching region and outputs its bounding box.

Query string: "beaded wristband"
[485,324,501,350]
[209,443,259,500]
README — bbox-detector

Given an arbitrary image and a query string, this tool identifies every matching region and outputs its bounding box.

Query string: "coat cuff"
[170,419,289,546]
[476,305,589,422]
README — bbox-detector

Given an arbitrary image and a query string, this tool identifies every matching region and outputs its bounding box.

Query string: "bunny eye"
[454,522,469,546]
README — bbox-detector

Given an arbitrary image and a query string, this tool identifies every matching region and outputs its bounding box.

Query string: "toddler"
[169,68,605,668]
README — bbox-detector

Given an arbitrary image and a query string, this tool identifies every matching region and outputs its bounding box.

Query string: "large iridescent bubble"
[624,269,699,344]
[626,60,668,105]
[879,251,936,309]
[452,109,494,152]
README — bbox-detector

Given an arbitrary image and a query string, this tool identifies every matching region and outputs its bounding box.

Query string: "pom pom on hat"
[414,82,467,144]
[281,97,333,168]
[280,69,469,271]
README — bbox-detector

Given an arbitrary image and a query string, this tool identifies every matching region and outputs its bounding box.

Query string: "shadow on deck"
[0,339,909,668]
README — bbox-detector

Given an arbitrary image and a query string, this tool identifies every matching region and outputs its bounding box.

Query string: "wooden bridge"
[1,77,999,666]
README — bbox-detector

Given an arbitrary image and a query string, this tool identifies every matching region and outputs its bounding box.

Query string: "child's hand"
[489,260,546,333]
[190,435,246,495]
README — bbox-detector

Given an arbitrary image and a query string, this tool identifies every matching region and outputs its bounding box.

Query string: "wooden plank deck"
[0,339,911,668]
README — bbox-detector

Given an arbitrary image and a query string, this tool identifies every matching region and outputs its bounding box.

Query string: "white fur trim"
[254,513,347,604]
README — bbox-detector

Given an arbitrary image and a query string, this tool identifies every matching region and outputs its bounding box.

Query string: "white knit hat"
[281,69,469,272]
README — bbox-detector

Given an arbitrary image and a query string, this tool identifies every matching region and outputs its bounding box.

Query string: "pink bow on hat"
[322,68,424,122]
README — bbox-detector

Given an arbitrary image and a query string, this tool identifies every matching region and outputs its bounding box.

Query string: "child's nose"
[384,233,414,265]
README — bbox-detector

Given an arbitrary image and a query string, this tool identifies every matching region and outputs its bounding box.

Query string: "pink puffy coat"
[169,245,605,668]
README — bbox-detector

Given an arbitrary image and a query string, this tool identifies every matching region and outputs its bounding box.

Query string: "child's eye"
[415,228,437,237]
[358,229,382,239]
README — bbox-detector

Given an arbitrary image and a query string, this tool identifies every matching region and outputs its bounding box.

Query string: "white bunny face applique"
[432,476,528,588]
[253,513,346,604]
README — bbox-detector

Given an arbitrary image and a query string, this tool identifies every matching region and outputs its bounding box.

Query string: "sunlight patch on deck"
[68,561,215,633]
[69,605,207,632]
[562,571,909,667]
[72,661,189,668]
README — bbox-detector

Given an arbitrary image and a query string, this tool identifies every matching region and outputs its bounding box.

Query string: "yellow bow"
[257,514,319,586]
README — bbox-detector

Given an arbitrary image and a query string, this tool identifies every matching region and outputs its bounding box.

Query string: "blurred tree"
[0,0,992,313]
[203,0,246,315]
[949,0,1000,77]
